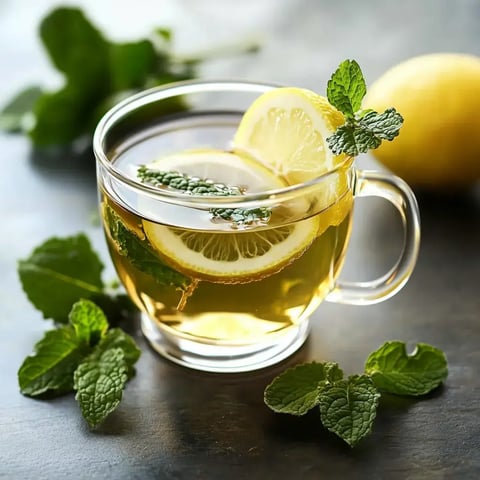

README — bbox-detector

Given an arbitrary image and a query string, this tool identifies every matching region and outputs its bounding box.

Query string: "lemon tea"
[94,81,420,372]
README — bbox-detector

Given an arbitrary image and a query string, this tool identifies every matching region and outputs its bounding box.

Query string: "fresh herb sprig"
[137,165,271,226]
[326,59,404,156]
[0,7,257,147]
[264,342,448,447]
[17,234,141,427]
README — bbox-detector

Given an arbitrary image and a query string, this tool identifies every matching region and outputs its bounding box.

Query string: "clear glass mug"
[93,81,420,373]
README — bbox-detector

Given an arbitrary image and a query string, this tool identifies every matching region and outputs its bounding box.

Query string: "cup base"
[141,314,310,373]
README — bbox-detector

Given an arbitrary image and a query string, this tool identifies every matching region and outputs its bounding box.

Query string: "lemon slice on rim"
[232,87,348,185]
[140,149,321,283]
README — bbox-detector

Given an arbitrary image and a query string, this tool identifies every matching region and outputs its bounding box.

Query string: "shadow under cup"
[93,81,420,373]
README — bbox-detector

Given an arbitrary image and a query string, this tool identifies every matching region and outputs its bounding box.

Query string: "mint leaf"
[30,86,95,146]
[109,40,157,91]
[264,362,343,415]
[39,7,109,86]
[325,59,404,156]
[327,59,366,119]
[0,86,42,132]
[89,328,141,378]
[18,327,86,396]
[74,348,129,428]
[104,205,190,290]
[319,375,380,447]
[18,234,105,323]
[69,299,108,347]
[358,108,403,140]
[365,341,448,396]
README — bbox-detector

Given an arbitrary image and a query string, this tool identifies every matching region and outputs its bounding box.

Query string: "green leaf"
[104,205,190,290]
[18,234,105,323]
[319,375,380,447]
[0,86,42,132]
[29,8,110,145]
[264,362,343,415]
[18,326,86,396]
[108,40,157,91]
[69,299,109,347]
[364,341,448,396]
[29,86,95,145]
[74,348,129,428]
[327,123,383,156]
[89,328,141,378]
[358,108,403,141]
[327,59,366,118]
[39,7,109,89]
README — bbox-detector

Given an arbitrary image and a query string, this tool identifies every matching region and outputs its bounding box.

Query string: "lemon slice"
[233,87,347,185]
[143,216,320,283]
[141,149,320,282]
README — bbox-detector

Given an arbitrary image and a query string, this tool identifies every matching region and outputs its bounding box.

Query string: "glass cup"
[93,81,420,373]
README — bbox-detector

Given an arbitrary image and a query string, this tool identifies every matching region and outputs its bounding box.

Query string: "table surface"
[1,1,479,479]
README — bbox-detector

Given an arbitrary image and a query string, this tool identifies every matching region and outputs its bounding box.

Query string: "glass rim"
[93,79,355,208]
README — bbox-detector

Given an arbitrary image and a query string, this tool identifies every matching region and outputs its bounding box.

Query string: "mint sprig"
[264,341,448,447]
[17,233,141,428]
[18,299,140,427]
[326,59,403,156]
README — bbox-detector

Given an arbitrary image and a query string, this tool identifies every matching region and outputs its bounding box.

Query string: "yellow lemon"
[232,87,348,184]
[363,53,480,189]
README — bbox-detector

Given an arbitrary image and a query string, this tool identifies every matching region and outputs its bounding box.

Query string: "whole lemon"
[363,53,480,190]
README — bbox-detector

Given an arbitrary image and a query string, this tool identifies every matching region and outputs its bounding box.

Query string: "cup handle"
[326,169,421,305]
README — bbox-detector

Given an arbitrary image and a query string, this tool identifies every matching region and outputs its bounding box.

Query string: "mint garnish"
[17,232,142,428]
[319,375,380,448]
[264,341,448,447]
[365,341,448,396]
[18,299,140,427]
[326,59,403,156]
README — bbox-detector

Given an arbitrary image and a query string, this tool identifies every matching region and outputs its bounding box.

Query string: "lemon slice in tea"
[141,149,321,283]
[144,216,320,283]
[232,87,348,185]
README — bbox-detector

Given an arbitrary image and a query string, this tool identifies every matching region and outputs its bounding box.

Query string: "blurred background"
[2,0,480,98]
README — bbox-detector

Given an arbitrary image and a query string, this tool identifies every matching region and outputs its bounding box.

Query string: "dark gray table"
[1,1,479,478]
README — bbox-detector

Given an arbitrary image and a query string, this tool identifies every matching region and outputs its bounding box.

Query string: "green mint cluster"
[264,342,448,447]
[17,234,141,427]
[326,59,404,156]
[0,7,256,146]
